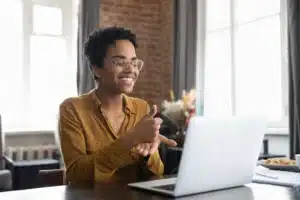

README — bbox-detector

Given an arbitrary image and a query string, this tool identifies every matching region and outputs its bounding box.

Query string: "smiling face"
[93,40,141,94]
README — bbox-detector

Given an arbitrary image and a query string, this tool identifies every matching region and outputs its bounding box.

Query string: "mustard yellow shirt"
[58,89,164,185]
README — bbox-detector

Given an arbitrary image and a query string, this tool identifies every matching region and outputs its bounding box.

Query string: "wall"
[264,134,289,156]
[5,1,290,159]
[100,0,174,107]
[5,0,174,147]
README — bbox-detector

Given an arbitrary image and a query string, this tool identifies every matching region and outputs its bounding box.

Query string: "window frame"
[196,0,288,134]
[3,0,76,133]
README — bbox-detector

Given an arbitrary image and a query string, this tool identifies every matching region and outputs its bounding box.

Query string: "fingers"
[135,143,150,157]
[158,134,177,147]
[153,117,163,126]
[142,143,150,156]
[135,142,159,157]
[149,141,159,155]
[133,104,162,145]
[148,105,157,118]
[135,144,143,155]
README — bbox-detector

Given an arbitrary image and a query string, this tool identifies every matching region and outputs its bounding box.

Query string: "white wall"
[264,134,289,156]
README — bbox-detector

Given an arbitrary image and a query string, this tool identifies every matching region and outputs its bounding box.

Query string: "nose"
[124,62,135,72]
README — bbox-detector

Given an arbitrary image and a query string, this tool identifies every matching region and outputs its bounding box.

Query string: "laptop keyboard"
[153,184,175,191]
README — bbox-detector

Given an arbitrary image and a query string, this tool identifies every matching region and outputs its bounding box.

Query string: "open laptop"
[128,116,267,197]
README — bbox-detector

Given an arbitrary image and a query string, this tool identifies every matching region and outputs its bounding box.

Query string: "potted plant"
[160,89,196,147]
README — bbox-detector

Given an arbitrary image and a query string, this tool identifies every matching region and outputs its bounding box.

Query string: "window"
[200,0,288,129]
[0,0,78,132]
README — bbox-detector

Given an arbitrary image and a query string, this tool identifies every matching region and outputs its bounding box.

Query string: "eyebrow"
[111,55,137,60]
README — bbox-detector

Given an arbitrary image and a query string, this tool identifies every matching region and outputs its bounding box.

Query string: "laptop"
[128,116,267,197]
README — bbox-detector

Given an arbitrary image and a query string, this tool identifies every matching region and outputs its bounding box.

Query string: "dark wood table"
[0,182,298,200]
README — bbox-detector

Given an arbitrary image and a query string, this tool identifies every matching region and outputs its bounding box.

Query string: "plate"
[257,160,300,172]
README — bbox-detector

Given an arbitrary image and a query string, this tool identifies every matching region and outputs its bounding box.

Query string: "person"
[58,27,177,185]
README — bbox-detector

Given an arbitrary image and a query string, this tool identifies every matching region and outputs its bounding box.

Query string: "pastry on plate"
[264,157,296,166]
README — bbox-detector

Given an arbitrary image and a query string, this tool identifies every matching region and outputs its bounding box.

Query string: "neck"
[95,87,124,112]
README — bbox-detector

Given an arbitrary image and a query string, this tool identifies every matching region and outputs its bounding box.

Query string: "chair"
[35,127,65,187]
[0,115,12,191]
[35,168,65,187]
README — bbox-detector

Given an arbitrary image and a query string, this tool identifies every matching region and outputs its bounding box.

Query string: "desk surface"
[0,182,298,200]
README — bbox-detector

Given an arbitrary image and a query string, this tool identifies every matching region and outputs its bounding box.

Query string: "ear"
[90,65,102,79]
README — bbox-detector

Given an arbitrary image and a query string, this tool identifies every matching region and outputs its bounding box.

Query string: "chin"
[119,87,134,94]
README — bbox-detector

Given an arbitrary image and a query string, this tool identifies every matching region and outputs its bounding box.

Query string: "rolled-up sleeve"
[147,150,164,176]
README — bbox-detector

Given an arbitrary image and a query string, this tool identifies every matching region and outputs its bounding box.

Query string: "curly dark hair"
[84,26,138,68]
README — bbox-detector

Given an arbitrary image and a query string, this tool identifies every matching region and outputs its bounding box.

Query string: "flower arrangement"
[161,89,196,131]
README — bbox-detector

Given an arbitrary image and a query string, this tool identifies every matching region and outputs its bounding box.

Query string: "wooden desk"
[0,182,297,200]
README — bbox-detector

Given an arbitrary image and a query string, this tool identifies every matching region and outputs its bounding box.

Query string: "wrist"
[120,132,138,149]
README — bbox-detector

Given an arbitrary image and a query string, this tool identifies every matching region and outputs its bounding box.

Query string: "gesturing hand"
[133,105,177,157]
[135,134,177,156]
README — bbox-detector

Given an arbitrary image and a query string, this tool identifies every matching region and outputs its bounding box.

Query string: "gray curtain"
[77,0,100,95]
[288,0,300,159]
[173,0,197,99]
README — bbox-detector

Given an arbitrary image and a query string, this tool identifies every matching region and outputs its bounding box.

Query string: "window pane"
[235,0,280,24]
[33,5,62,35]
[204,29,232,116]
[206,0,231,31]
[0,0,24,131]
[235,16,282,122]
[29,36,75,130]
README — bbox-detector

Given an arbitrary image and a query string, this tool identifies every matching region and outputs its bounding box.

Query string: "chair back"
[54,114,65,168]
[35,114,66,188]
[36,169,65,187]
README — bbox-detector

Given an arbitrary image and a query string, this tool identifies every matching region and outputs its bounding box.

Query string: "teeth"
[120,77,133,84]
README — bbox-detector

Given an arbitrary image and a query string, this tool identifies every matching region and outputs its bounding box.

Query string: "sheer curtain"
[0,0,78,132]
[0,1,24,131]
[198,0,288,129]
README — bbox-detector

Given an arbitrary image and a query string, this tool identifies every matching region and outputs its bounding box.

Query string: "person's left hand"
[135,134,177,157]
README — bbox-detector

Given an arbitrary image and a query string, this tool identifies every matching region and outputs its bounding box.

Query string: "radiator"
[5,145,60,161]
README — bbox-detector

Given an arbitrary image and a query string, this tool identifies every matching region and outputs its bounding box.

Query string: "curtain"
[288,0,300,159]
[173,0,197,99]
[77,0,100,95]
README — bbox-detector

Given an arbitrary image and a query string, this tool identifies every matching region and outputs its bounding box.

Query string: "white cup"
[295,154,300,167]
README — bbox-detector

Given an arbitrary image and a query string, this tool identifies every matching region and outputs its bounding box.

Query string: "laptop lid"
[174,116,267,196]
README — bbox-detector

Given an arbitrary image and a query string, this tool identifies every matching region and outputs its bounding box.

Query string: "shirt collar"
[90,89,136,115]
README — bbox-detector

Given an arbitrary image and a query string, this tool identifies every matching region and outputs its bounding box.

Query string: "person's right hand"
[123,105,177,151]
[126,105,162,146]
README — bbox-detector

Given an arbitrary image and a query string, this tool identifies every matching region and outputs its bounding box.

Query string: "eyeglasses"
[111,58,144,71]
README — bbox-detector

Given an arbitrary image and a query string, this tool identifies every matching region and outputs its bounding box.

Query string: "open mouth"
[118,75,135,85]
[119,77,133,81]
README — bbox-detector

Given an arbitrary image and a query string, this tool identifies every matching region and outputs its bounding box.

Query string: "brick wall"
[99,0,174,108]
